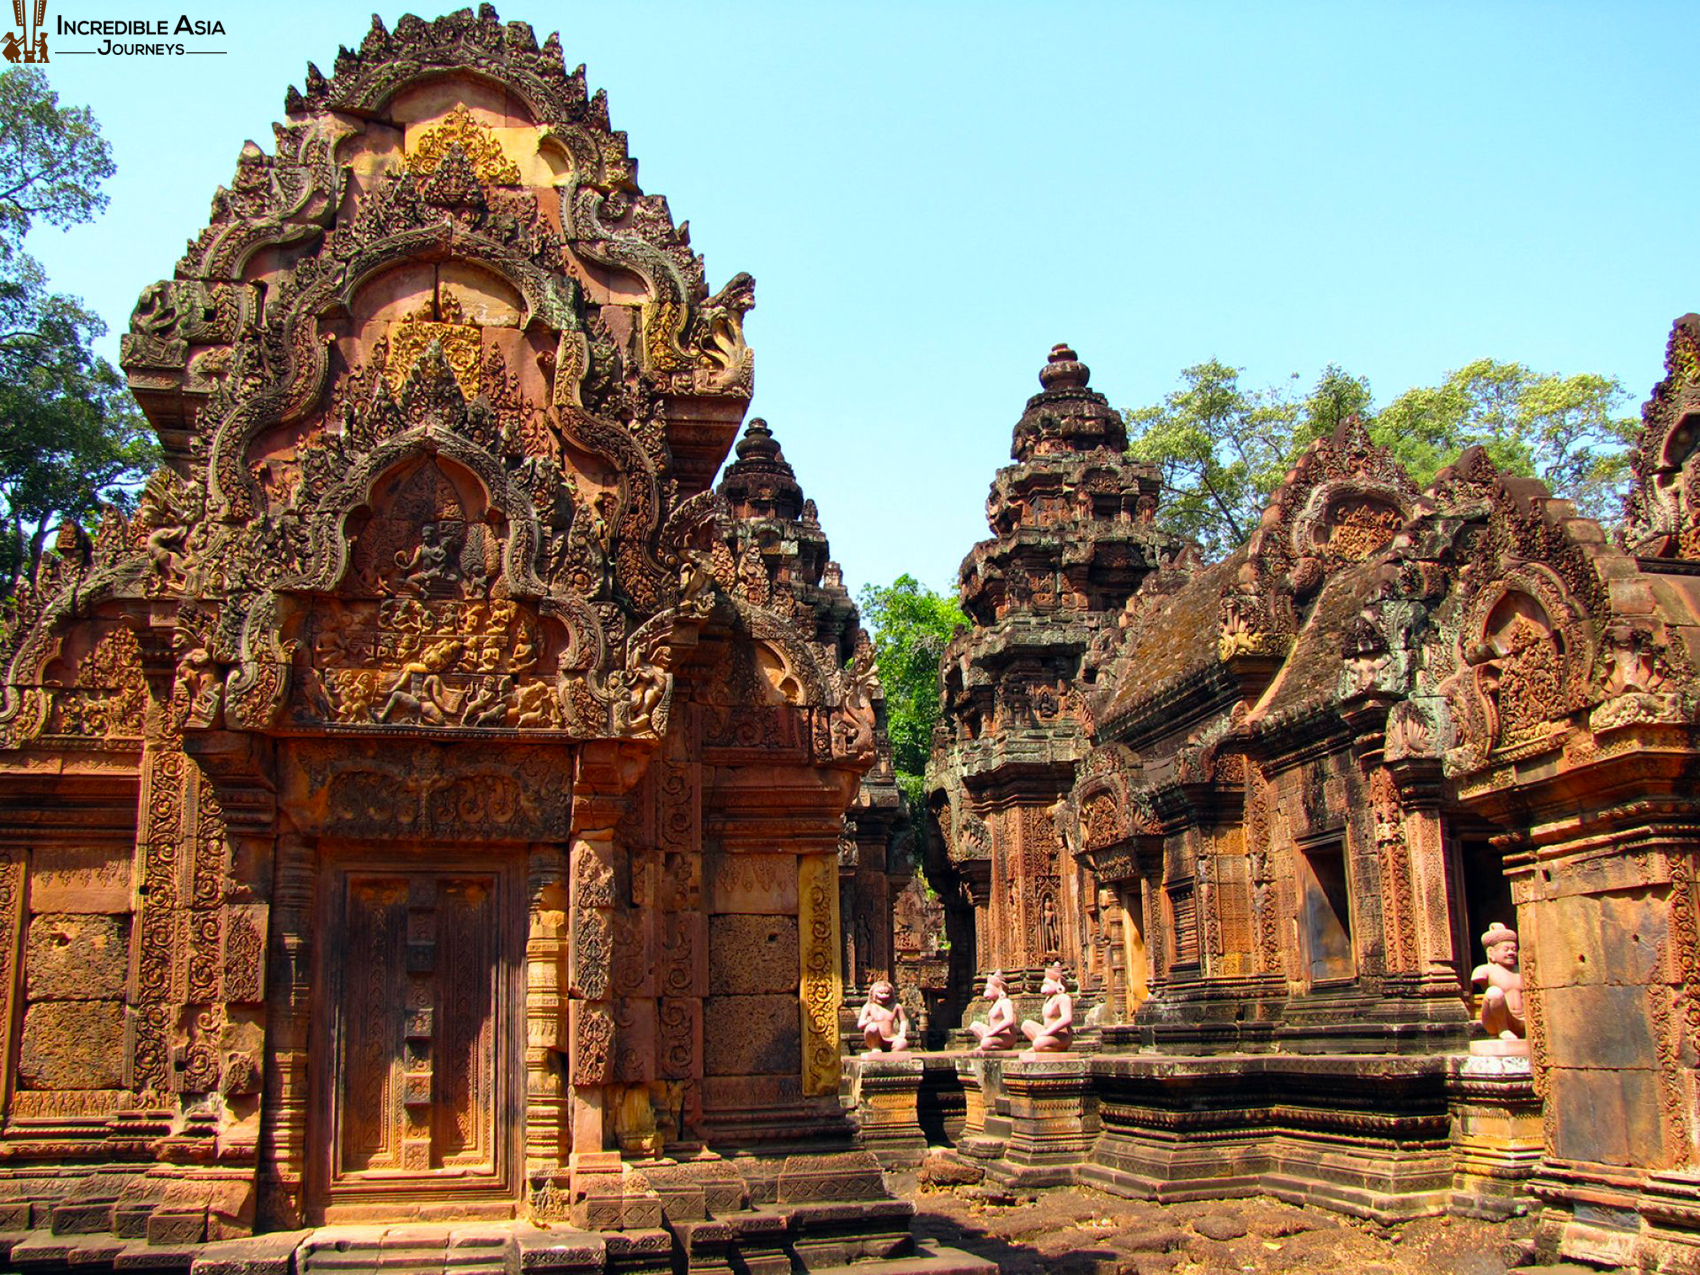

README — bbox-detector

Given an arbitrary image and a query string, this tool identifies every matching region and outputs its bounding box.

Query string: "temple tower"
[713,419,911,1002]
[924,345,1186,1014]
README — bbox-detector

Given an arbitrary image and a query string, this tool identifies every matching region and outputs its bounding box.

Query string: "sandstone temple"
[0,8,1696,1275]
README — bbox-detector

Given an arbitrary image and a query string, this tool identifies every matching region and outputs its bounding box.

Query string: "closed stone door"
[315,860,519,1215]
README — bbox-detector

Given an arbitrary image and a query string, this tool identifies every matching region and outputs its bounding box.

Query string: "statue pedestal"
[987,1057,1098,1188]
[1468,1037,1530,1057]
[953,1055,1009,1163]
[1446,1052,1541,1220]
[845,1054,927,1168]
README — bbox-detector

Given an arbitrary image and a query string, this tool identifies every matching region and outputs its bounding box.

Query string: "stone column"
[0,846,22,1124]
[258,832,313,1227]
[525,843,569,1187]
[1386,754,1464,998]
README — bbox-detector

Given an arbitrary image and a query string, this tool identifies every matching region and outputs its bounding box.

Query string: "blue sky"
[23,1,1699,600]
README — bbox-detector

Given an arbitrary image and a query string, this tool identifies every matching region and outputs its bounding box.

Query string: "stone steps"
[0,1208,989,1275]
[809,1242,999,1275]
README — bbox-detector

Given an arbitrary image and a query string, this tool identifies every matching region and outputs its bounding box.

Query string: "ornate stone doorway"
[310,851,524,1221]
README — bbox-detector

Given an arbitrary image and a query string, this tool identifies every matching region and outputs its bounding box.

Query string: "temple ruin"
[892,326,1700,1274]
[1,6,1699,1274]
[0,10,965,1272]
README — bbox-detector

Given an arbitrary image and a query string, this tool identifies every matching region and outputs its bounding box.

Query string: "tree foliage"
[0,67,154,597]
[1125,355,1637,559]
[1373,359,1635,519]
[857,574,965,805]
[1124,359,1299,560]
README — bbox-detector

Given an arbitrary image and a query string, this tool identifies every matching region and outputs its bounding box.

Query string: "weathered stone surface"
[708,915,798,995]
[703,994,801,1076]
[705,854,798,915]
[18,1001,124,1089]
[1195,1213,1248,1242]
[25,914,128,1001]
[28,846,132,914]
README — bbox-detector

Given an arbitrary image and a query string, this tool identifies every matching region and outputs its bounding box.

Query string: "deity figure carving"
[1471,921,1526,1043]
[856,980,909,1054]
[173,630,223,730]
[1020,962,1074,1055]
[677,550,716,618]
[967,972,1018,1053]
[1040,894,1061,955]
[375,639,464,724]
[392,521,465,598]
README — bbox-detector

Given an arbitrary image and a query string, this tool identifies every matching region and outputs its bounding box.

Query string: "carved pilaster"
[1385,753,1459,995]
[258,833,313,1227]
[526,843,569,1178]
[567,830,616,1154]
[129,744,186,1098]
[798,852,841,1097]
[0,849,24,1112]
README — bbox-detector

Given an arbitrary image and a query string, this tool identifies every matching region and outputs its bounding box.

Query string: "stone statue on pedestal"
[967,972,1018,1053]
[1021,961,1074,1055]
[857,979,910,1053]
[1471,921,1526,1042]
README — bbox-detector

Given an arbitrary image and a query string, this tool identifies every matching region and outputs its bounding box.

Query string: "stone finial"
[720,417,805,522]
[1038,343,1090,392]
[734,417,783,464]
[1011,343,1125,461]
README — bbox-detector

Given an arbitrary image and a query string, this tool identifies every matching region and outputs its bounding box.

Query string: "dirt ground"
[894,1157,1603,1275]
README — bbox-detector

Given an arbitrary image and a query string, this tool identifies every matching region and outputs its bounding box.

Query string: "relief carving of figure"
[624,661,669,736]
[967,971,1018,1053]
[616,628,673,737]
[510,679,561,729]
[137,472,202,586]
[1020,961,1075,1055]
[173,630,223,730]
[677,549,716,617]
[375,639,464,724]
[1469,606,1563,748]
[856,979,910,1054]
[1040,894,1062,956]
[1471,921,1526,1044]
[461,673,512,728]
[392,521,465,598]
[831,659,879,764]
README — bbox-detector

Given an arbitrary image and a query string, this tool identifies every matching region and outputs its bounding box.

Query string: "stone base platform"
[0,1218,995,1275]
[1446,1053,1541,1220]
[857,1049,1520,1226]
[1079,1052,1457,1222]
[0,1149,995,1275]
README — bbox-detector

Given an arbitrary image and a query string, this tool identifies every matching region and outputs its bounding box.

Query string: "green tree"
[1372,359,1635,519]
[1125,356,1637,557]
[0,67,153,597]
[857,574,966,805]
[1299,363,1375,444]
[1123,358,1299,559]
